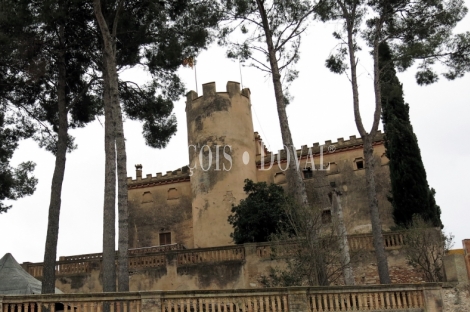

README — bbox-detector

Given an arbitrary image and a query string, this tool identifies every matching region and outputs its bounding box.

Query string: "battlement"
[256,131,385,164]
[127,165,190,189]
[185,81,251,112]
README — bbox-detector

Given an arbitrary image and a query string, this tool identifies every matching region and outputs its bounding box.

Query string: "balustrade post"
[140,291,162,311]
[287,288,308,312]
[0,296,3,312]
[422,284,444,312]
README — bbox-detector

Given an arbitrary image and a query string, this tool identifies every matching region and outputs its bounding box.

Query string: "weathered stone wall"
[255,135,393,234]
[351,247,425,285]
[442,283,470,312]
[128,176,193,249]
[186,82,258,248]
[34,239,430,293]
[127,82,395,252]
[1,283,446,312]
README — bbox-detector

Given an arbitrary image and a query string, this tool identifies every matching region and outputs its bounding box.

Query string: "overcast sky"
[1,11,469,265]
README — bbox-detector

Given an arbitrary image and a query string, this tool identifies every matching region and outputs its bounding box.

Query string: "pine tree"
[93,0,221,292]
[322,0,465,283]
[219,0,328,286]
[379,42,442,228]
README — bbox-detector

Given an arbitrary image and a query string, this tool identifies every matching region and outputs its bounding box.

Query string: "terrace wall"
[22,232,426,293]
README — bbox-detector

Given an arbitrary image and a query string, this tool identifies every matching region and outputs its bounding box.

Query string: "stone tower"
[186,81,258,247]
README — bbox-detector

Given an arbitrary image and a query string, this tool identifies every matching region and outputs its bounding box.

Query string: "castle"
[127,81,394,251]
[20,80,416,293]
[7,81,470,312]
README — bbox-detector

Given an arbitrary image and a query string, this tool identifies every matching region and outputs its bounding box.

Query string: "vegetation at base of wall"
[230,180,357,286]
[258,233,359,287]
[228,179,294,244]
[402,216,453,282]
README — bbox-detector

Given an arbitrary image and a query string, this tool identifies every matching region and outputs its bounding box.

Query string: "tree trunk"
[114,81,129,291]
[331,190,355,285]
[254,0,309,207]
[369,32,391,284]
[363,135,391,284]
[255,0,328,285]
[94,0,129,291]
[42,23,68,294]
[101,59,116,293]
[341,3,391,283]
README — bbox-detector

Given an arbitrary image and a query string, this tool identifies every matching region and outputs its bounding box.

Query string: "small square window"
[303,167,313,179]
[159,232,171,245]
[321,209,332,224]
[356,160,364,170]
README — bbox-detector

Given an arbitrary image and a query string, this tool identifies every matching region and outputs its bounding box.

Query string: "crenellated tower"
[185,81,258,247]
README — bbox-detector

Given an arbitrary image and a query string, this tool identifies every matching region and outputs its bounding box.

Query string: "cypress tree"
[379,42,442,228]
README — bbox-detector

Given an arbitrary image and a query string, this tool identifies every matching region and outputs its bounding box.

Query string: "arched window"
[167,188,179,200]
[274,172,286,184]
[142,191,153,203]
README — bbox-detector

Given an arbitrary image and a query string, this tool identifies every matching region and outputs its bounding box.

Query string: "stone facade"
[127,81,394,252]
[23,234,422,293]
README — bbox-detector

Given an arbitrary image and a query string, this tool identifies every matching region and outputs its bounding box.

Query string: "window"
[274,172,286,184]
[354,158,365,170]
[321,209,332,224]
[141,191,153,203]
[159,232,171,245]
[167,188,179,200]
[303,167,313,179]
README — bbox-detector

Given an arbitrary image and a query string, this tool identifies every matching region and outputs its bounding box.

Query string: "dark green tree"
[1,0,103,293]
[0,113,37,214]
[323,0,466,284]
[380,42,442,228]
[0,1,38,214]
[228,179,293,244]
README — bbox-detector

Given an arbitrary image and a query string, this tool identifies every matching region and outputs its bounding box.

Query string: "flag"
[182,56,195,69]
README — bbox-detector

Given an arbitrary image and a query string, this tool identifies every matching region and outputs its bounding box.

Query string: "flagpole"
[194,60,198,94]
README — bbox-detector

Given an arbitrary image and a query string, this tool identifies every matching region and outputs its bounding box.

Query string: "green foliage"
[323,0,468,83]
[379,42,442,228]
[0,113,37,213]
[228,179,294,244]
[219,0,316,103]
[105,0,221,148]
[325,54,347,74]
[0,0,102,154]
[443,32,470,80]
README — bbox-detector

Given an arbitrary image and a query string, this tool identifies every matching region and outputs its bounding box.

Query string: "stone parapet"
[127,167,190,189]
[256,131,385,165]
[1,283,444,312]
[23,232,407,280]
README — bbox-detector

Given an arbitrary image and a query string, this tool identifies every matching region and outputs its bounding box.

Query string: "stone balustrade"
[0,283,443,312]
[23,232,408,279]
[129,254,166,270]
[160,291,289,312]
[256,232,406,259]
[346,231,405,251]
[129,243,185,255]
[308,287,424,311]
[176,245,245,265]
[59,253,102,261]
